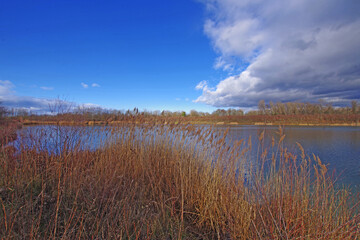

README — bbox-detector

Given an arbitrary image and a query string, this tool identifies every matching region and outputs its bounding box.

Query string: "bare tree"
[190,109,199,117]
[258,100,266,115]
[0,102,6,116]
[351,100,358,114]
[48,97,74,116]
[0,102,7,123]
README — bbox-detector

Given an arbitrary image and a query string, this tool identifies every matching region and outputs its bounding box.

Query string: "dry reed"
[0,122,359,239]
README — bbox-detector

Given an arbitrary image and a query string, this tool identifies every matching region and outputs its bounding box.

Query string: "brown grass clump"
[0,123,359,239]
[0,121,20,146]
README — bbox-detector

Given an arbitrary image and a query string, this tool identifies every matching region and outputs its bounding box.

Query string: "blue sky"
[0,0,223,112]
[1,0,360,113]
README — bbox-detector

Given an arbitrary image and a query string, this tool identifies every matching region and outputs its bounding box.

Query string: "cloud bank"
[196,0,360,107]
[0,80,70,113]
[0,80,101,113]
[0,80,103,113]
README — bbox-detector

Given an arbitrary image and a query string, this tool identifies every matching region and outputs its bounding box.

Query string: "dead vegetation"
[0,122,359,239]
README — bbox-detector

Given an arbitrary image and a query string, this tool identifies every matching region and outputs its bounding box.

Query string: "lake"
[215,125,360,191]
[15,124,360,191]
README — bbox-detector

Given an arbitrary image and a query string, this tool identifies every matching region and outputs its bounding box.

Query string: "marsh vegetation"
[1,120,359,239]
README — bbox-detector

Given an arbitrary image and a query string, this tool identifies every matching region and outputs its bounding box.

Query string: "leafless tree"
[258,100,266,115]
[351,100,358,114]
[0,102,7,123]
[48,97,74,116]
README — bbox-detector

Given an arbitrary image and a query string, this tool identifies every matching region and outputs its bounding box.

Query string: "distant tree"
[318,99,325,114]
[49,97,73,115]
[305,102,314,115]
[258,100,266,115]
[212,109,227,116]
[351,100,358,114]
[297,102,305,114]
[269,101,275,115]
[152,110,161,116]
[291,102,299,115]
[276,102,286,115]
[324,103,334,114]
[246,110,258,116]
[17,108,29,117]
[235,108,244,116]
[190,110,199,117]
[313,103,322,114]
[346,107,351,115]
[161,110,173,117]
[133,107,139,115]
[0,102,7,122]
[226,108,233,116]
[286,102,293,115]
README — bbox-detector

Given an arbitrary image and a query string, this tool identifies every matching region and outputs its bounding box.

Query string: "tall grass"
[0,122,359,239]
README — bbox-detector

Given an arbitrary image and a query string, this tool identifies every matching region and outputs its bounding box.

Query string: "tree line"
[256,100,359,115]
[1,100,359,123]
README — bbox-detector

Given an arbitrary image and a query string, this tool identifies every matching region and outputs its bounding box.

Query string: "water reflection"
[15,125,360,190]
[215,125,360,190]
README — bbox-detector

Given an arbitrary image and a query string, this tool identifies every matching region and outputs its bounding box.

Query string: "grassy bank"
[18,113,360,127]
[0,123,359,239]
[184,114,360,127]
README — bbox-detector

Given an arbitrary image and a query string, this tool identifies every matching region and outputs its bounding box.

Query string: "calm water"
[15,125,360,190]
[215,125,360,190]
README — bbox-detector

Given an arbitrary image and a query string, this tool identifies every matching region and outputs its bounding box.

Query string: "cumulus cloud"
[81,82,89,89]
[196,0,360,107]
[91,83,100,87]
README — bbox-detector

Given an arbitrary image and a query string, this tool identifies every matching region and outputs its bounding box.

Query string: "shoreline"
[21,119,360,127]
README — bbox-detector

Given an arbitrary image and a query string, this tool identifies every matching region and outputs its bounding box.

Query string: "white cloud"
[214,57,234,71]
[82,83,100,88]
[196,0,360,107]
[40,86,54,91]
[79,103,101,109]
[81,82,89,89]
[195,80,211,91]
[0,80,14,96]
[0,94,68,114]
[0,80,101,113]
[205,18,263,58]
[0,80,73,113]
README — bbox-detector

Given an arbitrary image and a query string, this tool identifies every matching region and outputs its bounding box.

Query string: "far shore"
[21,119,360,127]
